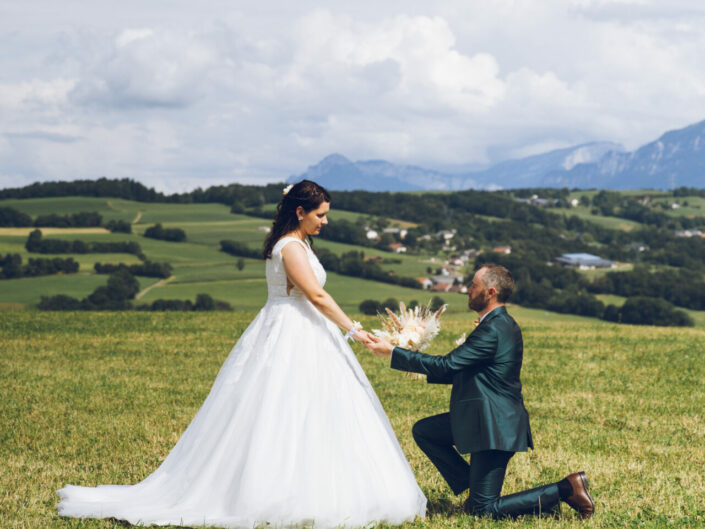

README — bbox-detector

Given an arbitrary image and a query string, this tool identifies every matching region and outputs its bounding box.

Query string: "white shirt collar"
[478,306,501,324]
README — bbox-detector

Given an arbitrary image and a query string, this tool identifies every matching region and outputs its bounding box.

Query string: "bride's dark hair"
[262,180,332,259]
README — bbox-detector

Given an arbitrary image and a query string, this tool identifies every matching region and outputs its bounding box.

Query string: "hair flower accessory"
[282,184,294,196]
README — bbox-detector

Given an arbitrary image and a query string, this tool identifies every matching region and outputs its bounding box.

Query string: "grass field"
[545,206,642,231]
[0,198,455,309]
[4,195,705,330]
[2,311,704,528]
[554,191,705,228]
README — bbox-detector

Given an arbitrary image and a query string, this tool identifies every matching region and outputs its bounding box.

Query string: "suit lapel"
[473,306,506,332]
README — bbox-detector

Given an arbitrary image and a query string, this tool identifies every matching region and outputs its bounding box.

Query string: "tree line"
[0,253,79,279]
[0,177,285,208]
[94,261,172,279]
[476,253,693,327]
[588,266,705,311]
[0,207,102,228]
[25,229,144,258]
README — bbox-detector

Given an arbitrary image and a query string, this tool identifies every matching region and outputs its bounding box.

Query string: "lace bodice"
[266,236,326,300]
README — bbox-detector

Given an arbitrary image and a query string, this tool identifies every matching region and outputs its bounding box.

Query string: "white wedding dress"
[57,236,427,528]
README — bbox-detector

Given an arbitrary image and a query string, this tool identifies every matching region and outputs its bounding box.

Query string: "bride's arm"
[282,242,370,342]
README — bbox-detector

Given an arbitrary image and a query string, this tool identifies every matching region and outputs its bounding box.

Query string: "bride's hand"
[366,335,394,357]
[353,330,374,346]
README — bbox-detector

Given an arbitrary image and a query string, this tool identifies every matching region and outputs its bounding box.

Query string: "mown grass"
[2,311,704,528]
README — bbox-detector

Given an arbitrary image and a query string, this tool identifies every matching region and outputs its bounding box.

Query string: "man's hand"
[366,335,394,357]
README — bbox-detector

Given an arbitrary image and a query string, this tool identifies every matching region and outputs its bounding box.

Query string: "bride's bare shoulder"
[276,236,308,255]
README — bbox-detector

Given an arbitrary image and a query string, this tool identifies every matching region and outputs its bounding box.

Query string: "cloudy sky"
[2,0,705,192]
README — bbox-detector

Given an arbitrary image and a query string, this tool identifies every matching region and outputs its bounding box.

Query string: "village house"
[431,273,464,286]
[625,242,649,253]
[675,229,703,238]
[388,243,407,253]
[448,284,468,294]
[492,246,512,255]
[365,229,379,240]
[416,277,433,290]
[431,282,452,292]
[436,229,456,241]
[514,194,554,207]
[462,248,481,260]
[383,227,408,238]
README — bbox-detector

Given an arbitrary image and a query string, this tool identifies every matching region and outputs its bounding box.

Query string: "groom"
[367,263,595,519]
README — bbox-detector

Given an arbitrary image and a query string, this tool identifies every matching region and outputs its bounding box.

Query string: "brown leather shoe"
[562,472,595,519]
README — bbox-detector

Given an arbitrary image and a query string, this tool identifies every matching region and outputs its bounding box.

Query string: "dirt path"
[132,211,143,224]
[135,276,173,300]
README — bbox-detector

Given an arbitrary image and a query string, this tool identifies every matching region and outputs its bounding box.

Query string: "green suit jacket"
[391,306,533,454]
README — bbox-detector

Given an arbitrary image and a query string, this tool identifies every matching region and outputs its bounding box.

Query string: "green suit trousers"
[413,413,560,518]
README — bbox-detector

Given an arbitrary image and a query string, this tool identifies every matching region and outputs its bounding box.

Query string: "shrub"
[430,295,446,312]
[359,299,382,315]
[381,297,399,311]
[105,220,132,233]
[618,296,694,327]
[137,295,231,311]
[0,207,32,227]
[38,294,82,311]
[94,261,172,278]
[220,240,261,259]
[144,223,186,242]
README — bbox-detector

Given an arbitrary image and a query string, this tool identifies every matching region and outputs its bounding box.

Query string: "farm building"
[554,253,614,269]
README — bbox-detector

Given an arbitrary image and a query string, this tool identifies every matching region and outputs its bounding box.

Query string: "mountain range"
[289,119,705,191]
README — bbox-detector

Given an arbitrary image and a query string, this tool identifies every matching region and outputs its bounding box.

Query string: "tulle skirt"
[57,296,427,528]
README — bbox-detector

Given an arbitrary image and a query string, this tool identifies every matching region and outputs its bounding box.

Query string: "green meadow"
[3,193,705,528]
[0,197,454,311]
[3,195,705,324]
[2,311,704,528]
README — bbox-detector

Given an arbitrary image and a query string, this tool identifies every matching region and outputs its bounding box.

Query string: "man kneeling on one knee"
[367,264,595,519]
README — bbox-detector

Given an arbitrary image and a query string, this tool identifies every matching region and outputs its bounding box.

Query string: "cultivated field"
[2,311,704,528]
[0,197,451,312]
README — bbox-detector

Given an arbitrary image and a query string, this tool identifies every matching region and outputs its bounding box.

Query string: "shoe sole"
[578,471,595,518]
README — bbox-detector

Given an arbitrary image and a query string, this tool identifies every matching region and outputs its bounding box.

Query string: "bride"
[57,179,427,528]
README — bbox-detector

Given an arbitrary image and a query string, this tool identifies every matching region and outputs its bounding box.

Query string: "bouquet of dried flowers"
[372,301,447,379]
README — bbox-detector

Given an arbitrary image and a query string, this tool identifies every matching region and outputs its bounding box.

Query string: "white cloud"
[1,1,705,190]
[71,28,216,108]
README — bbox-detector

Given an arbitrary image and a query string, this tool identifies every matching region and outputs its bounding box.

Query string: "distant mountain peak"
[289,119,705,191]
[318,153,351,165]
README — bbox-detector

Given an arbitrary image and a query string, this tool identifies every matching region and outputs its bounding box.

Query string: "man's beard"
[468,290,489,312]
